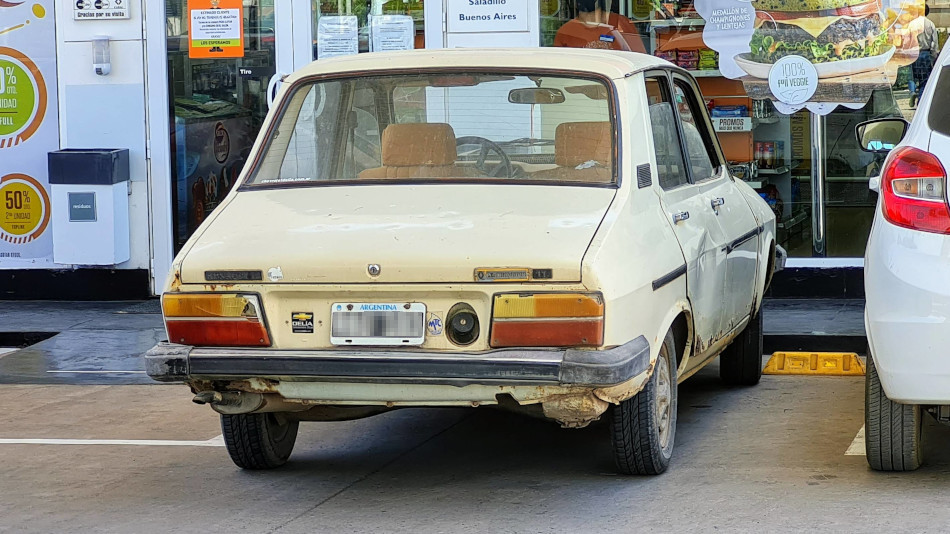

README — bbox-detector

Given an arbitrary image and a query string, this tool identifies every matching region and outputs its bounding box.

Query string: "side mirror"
[856,118,909,153]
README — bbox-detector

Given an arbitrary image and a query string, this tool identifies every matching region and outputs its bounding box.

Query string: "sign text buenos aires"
[446,0,528,33]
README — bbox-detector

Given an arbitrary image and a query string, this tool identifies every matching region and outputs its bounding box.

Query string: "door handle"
[672,211,690,223]
[710,197,725,209]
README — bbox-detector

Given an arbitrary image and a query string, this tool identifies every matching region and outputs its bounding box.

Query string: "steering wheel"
[456,136,513,178]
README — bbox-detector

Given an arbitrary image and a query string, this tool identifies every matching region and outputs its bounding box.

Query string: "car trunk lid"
[180,184,615,284]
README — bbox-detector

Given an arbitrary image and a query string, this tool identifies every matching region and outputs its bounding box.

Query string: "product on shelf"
[655,49,677,62]
[675,49,699,69]
[710,105,748,117]
[698,49,718,70]
[759,184,784,219]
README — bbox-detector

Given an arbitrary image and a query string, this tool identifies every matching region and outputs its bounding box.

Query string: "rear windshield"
[929,64,950,138]
[246,72,616,186]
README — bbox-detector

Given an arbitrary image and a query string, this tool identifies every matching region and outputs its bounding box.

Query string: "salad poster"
[696,0,929,114]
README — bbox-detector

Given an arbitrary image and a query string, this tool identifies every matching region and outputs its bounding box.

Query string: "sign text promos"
[188,0,244,59]
[447,0,529,33]
[0,0,57,267]
[74,0,130,20]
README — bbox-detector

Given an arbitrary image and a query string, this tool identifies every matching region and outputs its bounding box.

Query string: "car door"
[670,75,761,334]
[645,72,728,363]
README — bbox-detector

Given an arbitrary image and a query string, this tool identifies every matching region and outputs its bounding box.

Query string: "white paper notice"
[317,16,359,59]
[370,15,415,52]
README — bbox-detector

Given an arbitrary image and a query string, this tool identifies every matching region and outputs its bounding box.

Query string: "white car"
[146,49,778,475]
[860,46,950,471]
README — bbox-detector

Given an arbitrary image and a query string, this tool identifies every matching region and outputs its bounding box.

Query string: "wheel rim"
[266,413,290,443]
[656,354,673,450]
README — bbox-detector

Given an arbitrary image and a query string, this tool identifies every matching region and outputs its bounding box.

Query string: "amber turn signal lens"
[162,293,270,347]
[493,293,604,319]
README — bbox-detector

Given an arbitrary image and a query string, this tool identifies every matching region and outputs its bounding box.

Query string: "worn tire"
[610,330,678,475]
[221,413,299,470]
[865,353,922,471]
[719,309,763,386]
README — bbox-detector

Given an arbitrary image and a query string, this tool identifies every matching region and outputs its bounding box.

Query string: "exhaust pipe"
[192,390,306,415]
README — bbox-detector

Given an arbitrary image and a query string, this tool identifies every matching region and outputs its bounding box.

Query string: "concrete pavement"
[1,359,949,533]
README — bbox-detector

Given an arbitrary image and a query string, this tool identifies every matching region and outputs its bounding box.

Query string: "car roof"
[284,48,674,83]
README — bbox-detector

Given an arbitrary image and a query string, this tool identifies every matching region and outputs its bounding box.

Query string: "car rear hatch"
[180,184,616,284]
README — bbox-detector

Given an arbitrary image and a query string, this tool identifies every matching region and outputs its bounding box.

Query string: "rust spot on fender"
[170,271,183,292]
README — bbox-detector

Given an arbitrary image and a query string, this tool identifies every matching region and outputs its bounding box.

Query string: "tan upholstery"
[532,121,613,183]
[359,123,480,179]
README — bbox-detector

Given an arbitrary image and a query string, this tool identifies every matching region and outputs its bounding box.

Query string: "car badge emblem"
[367,264,381,277]
[267,266,283,282]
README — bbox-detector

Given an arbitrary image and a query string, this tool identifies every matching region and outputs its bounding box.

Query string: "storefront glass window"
[165,0,277,251]
[311,0,425,60]
[541,0,913,259]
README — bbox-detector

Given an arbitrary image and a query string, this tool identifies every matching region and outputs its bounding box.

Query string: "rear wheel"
[865,353,922,471]
[719,309,763,386]
[221,412,299,469]
[610,330,677,475]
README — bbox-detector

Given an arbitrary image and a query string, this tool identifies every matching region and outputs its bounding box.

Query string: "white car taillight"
[881,146,950,234]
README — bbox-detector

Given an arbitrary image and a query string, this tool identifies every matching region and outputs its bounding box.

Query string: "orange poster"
[188,0,244,59]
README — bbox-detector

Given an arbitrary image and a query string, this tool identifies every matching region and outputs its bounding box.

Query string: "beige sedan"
[147,48,778,475]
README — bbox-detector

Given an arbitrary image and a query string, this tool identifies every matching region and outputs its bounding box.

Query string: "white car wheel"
[610,330,678,475]
[865,353,922,471]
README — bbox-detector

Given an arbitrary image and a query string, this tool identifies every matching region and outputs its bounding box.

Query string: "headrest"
[381,123,457,167]
[554,121,612,168]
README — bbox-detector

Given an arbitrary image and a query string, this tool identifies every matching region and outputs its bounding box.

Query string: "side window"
[672,79,721,182]
[645,76,689,190]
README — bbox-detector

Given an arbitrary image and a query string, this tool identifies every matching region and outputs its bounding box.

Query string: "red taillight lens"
[881,146,950,234]
[162,293,271,347]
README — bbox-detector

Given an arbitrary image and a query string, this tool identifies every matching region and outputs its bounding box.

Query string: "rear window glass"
[246,72,616,186]
[929,65,950,137]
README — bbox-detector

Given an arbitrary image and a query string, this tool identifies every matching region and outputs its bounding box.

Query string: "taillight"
[880,146,950,234]
[490,293,604,348]
[162,293,270,346]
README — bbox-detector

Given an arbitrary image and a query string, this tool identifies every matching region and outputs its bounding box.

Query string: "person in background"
[910,4,940,108]
[554,0,646,53]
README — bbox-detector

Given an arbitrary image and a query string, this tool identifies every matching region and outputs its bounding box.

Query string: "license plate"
[330,302,426,346]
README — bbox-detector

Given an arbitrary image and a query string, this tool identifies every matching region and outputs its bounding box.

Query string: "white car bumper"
[866,213,950,404]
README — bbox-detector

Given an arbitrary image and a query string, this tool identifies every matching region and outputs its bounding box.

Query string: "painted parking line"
[845,425,866,456]
[46,370,146,374]
[0,435,225,447]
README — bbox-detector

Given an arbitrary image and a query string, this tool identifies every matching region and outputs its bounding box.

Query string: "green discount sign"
[0,58,36,137]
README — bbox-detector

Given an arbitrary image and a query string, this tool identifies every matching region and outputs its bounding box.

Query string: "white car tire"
[221,412,299,469]
[865,354,923,471]
[719,310,763,386]
[610,330,678,475]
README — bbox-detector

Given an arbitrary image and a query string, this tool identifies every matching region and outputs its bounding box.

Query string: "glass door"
[166,0,279,251]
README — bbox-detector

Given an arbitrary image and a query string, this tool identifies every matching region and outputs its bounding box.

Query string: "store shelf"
[778,209,809,230]
[650,18,706,28]
[753,116,781,125]
[745,179,768,189]
[758,166,790,175]
[690,69,722,77]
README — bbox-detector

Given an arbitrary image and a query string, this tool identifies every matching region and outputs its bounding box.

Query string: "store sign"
[0,0,56,267]
[446,0,529,33]
[73,0,130,20]
[696,0,929,115]
[188,0,244,59]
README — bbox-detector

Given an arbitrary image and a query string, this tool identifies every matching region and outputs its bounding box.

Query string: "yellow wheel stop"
[763,352,865,376]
